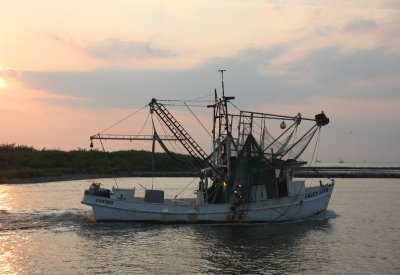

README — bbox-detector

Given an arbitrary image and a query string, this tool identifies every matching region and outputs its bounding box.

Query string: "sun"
[0,78,5,89]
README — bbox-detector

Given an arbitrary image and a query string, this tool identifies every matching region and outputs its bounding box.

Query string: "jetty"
[294,166,400,178]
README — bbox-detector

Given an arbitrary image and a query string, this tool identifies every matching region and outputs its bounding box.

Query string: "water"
[1,177,399,274]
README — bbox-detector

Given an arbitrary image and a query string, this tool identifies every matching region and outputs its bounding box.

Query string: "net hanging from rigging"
[256,121,317,161]
[260,123,297,159]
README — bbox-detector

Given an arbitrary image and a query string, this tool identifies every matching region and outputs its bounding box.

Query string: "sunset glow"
[0,78,5,89]
[0,0,399,161]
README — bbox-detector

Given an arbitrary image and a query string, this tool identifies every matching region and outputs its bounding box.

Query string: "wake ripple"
[0,209,94,231]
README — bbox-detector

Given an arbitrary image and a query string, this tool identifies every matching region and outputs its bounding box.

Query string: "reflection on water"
[0,188,12,212]
[70,212,335,274]
[190,220,333,274]
[1,178,400,274]
[1,234,18,274]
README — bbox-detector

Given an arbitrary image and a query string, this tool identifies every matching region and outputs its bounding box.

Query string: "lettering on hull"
[305,187,329,199]
[95,198,114,205]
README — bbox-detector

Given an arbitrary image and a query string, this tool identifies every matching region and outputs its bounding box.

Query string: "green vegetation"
[0,144,199,180]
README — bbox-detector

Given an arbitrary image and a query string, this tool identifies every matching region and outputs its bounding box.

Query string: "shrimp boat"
[82,71,334,222]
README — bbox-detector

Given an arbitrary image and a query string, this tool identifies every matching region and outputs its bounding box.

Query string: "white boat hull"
[82,184,334,223]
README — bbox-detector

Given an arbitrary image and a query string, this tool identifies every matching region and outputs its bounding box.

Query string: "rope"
[154,115,179,152]
[310,127,321,166]
[99,104,148,133]
[154,115,200,171]
[98,136,120,189]
[137,111,150,135]
[288,126,298,159]
[299,127,331,185]
[162,103,209,108]
[184,102,213,138]
[92,105,149,190]
[229,101,241,112]
[187,93,215,102]
[158,92,215,103]
[174,177,198,199]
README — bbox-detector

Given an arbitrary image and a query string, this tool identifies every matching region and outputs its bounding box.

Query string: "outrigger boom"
[90,134,180,141]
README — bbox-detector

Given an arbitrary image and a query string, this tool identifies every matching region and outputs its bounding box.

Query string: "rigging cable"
[137,111,151,135]
[98,137,120,190]
[188,92,215,102]
[158,92,215,103]
[288,126,298,159]
[156,108,195,165]
[151,114,201,199]
[174,177,198,199]
[310,127,321,166]
[154,114,200,171]
[162,103,209,107]
[154,115,179,153]
[99,104,148,134]
[307,127,331,181]
[229,101,241,112]
[151,113,155,190]
[311,128,322,184]
[93,104,149,190]
[184,102,213,138]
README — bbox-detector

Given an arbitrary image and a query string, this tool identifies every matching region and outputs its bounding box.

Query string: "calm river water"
[1,177,399,274]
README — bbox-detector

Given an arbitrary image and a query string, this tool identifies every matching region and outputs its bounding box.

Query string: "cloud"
[17,48,301,109]
[19,69,220,108]
[16,45,400,109]
[85,38,174,59]
[344,18,377,32]
[289,47,400,87]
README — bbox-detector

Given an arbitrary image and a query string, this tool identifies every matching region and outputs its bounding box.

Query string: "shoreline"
[1,167,400,184]
[0,171,200,184]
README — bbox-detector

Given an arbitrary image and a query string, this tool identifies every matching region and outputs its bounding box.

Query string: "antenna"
[218,69,226,97]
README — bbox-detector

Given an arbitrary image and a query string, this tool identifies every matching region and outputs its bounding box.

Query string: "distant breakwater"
[295,166,400,178]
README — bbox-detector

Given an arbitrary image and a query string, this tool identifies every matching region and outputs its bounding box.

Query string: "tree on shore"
[0,144,198,179]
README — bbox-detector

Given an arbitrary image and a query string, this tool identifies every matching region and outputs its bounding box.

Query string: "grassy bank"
[0,144,199,181]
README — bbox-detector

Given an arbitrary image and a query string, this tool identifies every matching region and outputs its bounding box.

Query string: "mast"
[218,69,230,136]
[212,88,217,164]
[218,70,235,177]
[218,69,226,97]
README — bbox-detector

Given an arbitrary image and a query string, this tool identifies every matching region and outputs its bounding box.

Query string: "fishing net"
[209,123,318,204]
[210,134,279,203]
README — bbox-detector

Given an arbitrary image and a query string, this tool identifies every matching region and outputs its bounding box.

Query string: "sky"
[1,0,400,162]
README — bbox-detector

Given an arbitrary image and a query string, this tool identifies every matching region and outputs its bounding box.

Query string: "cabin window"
[287,168,294,179]
[265,169,278,199]
[276,168,288,198]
